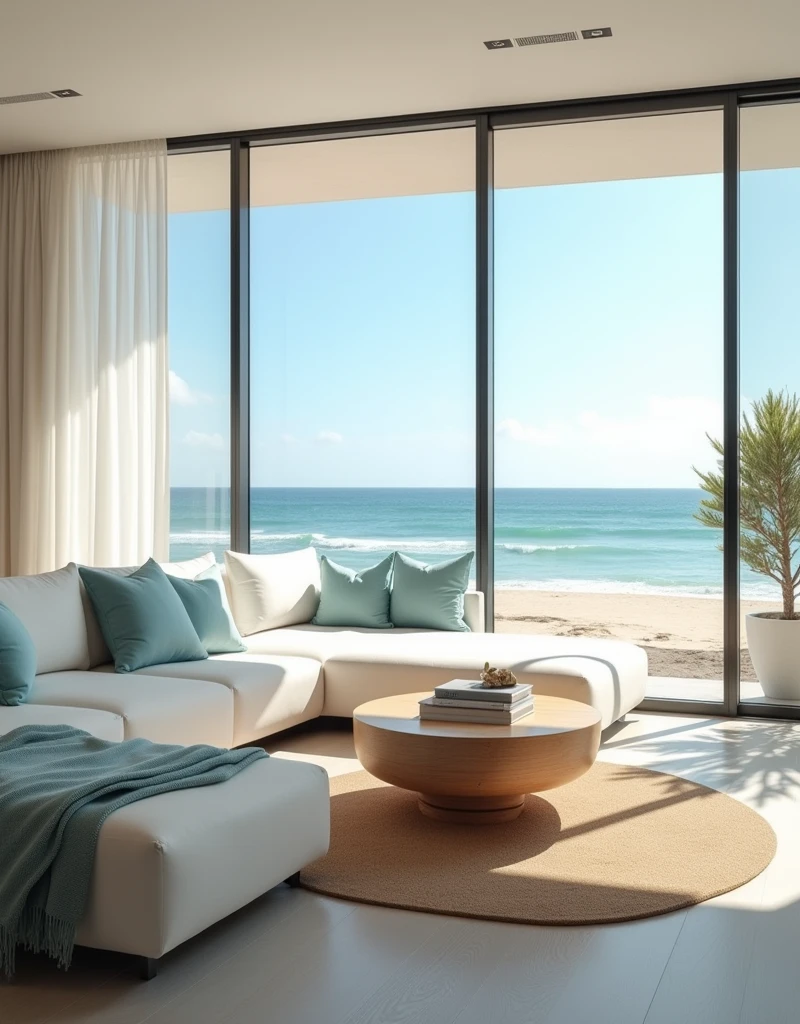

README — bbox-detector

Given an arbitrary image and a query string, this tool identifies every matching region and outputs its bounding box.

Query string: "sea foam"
[499,543,584,554]
[310,535,473,554]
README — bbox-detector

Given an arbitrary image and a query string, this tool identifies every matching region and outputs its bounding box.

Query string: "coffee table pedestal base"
[354,692,603,827]
[417,792,525,824]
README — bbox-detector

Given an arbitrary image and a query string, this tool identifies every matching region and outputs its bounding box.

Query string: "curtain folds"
[0,140,169,576]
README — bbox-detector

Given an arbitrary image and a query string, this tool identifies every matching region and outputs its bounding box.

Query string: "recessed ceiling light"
[483,39,513,50]
[581,27,612,40]
[51,89,81,98]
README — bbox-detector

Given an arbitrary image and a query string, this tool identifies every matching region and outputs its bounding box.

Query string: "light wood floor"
[4,711,800,1024]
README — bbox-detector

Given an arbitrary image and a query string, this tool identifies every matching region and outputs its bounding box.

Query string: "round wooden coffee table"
[353,692,601,824]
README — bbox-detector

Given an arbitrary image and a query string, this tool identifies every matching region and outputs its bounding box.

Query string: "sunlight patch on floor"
[269,748,361,778]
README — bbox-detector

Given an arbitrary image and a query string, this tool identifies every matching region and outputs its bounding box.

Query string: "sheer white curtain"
[0,140,169,576]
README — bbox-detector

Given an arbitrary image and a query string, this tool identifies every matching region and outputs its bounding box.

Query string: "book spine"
[420,710,529,726]
[434,689,526,704]
[421,703,531,720]
[427,697,533,711]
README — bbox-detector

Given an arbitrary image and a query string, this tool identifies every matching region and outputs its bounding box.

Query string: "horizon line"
[169,484,708,491]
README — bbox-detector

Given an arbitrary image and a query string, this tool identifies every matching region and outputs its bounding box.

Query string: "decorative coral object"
[479,661,518,688]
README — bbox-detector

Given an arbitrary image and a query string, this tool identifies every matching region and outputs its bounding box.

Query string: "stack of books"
[419,679,534,725]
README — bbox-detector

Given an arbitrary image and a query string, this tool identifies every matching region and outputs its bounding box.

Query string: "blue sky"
[168,161,800,489]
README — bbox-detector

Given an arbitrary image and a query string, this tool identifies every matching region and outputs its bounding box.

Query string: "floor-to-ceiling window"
[164,83,800,721]
[739,101,800,709]
[167,150,231,560]
[492,111,725,703]
[248,130,476,574]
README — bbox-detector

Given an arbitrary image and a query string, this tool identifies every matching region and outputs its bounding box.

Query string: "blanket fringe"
[1,907,76,979]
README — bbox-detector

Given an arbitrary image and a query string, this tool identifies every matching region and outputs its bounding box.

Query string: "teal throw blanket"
[0,725,266,977]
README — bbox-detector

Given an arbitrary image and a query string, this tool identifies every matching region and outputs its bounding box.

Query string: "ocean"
[168,487,775,600]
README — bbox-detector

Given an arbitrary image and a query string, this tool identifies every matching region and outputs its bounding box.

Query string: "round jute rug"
[300,762,776,925]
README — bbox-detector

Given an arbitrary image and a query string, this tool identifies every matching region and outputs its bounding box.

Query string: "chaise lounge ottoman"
[74,754,330,978]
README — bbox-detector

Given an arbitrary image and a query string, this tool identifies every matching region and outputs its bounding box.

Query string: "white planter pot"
[746,612,800,700]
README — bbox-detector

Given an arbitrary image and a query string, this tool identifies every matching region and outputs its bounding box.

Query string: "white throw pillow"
[159,551,216,579]
[0,563,90,674]
[224,548,321,636]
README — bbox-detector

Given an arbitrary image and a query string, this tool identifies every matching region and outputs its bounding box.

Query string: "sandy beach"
[494,590,778,681]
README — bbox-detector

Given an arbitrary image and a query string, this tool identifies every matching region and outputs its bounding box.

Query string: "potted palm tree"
[695,389,800,699]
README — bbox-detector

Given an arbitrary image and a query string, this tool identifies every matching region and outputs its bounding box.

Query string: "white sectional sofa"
[74,753,330,979]
[0,555,646,977]
[0,560,648,742]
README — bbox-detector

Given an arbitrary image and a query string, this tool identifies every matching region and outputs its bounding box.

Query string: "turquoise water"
[168,487,773,600]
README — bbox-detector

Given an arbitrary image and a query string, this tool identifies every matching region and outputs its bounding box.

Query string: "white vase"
[746,612,800,700]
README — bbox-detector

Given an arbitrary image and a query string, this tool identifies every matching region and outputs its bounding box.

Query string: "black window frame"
[167,75,800,721]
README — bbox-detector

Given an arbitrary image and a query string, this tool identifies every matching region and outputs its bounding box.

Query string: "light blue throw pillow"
[79,559,208,673]
[167,564,247,654]
[313,554,394,629]
[0,602,36,705]
[389,551,474,631]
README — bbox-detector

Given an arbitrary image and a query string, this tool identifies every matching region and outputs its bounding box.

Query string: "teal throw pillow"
[313,554,394,629]
[167,563,247,654]
[79,559,208,673]
[0,602,36,705]
[389,551,473,631]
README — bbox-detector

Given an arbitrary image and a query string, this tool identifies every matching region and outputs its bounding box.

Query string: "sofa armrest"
[464,591,485,633]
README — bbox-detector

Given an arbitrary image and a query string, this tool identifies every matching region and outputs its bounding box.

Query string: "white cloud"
[496,418,562,446]
[183,430,225,451]
[496,397,721,457]
[275,431,342,446]
[169,371,212,406]
[578,397,722,454]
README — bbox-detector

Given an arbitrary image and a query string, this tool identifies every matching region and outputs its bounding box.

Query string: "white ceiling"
[2,0,800,156]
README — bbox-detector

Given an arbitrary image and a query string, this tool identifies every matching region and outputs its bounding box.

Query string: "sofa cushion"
[30,671,233,747]
[0,563,90,674]
[244,623,472,668]
[82,553,217,668]
[79,560,208,673]
[159,551,216,579]
[81,566,132,668]
[313,554,394,629]
[249,626,645,728]
[316,631,647,727]
[390,551,473,631]
[224,548,320,636]
[462,591,485,634]
[133,654,324,746]
[75,756,330,959]
[0,704,124,742]
[0,602,36,705]
[243,623,411,661]
[167,564,246,655]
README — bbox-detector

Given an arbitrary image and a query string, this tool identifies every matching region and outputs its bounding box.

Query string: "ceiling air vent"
[0,89,81,106]
[515,32,579,46]
[0,92,56,106]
